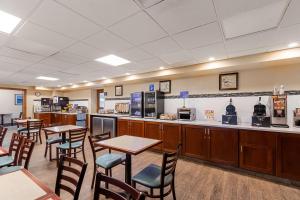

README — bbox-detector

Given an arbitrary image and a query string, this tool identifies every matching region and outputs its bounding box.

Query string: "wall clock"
[219,73,238,90]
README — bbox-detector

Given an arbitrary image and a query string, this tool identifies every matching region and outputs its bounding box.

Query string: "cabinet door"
[117,119,129,136]
[34,113,51,127]
[277,133,300,181]
[51,113,62,125]
[239,130,276,175]
[144,121,162,150]
[182,125,208,160]
[129,120,144,137]
[66,115,76,125]
[162,123,181,152]
[209,127,238,166]
[61,114,68,125]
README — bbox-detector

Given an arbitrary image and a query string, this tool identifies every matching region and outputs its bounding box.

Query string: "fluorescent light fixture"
[100,77,107,80]
[35,86,49,90]
[159,66,165,70]
[0,10,21,34]
[208,57,215,61]
[85,82,94,86]
[68,83,73,85]
[95,54,130,66]
[288,42,298,48]
[82,80,88,83]
[61,87,66,90]
[125,73,131,75]
[71,84,79,88]
[36,76,59,81]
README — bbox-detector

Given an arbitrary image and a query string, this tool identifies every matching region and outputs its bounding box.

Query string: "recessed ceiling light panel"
[36,76,59,81]
[288,42,298,48]
[95,54,130,66]
[0,10,21,34]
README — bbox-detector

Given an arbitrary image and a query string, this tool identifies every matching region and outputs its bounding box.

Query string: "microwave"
[177,108,196,121]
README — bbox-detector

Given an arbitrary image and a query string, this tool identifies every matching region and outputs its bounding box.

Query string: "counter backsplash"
[104,94,300,126]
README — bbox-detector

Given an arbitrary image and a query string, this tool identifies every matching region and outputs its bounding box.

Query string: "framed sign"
[159,80,171,94]
[149,83,155,92]
[219,72,238,90]
[115,85,123,96]
[15,94,23,105]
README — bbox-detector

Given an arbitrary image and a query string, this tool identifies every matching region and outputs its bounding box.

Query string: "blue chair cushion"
[58,141,83,149]
[96,153,125,169]
[132,164,173,188]
[0,156,14,167]
[17,127,26,132]
[46,136,63,144]
[0,166,22,175]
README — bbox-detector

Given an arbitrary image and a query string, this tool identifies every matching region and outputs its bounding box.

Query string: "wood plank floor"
[4,129,300,200]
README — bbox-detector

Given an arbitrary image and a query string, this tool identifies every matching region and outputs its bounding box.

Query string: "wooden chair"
[0,126,7,146]
[56,128,87,167]
[18,137,35,169]
[55,156,87,200]
[88,132,125,189]
[11,112,22,126]
[21,120,43,144]
[0,133,24,168]
[132,144,182,200]
[44,128,63,161]
[93,172,145,200]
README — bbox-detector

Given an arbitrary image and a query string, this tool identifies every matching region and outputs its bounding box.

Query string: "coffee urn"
[222,98,238,125]
[252,97,271,127]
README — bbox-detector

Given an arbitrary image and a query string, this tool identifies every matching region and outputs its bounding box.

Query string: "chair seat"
[58,141,83,149]
[0,156,14,167]
[96,153,125,169]
[132,164,173,188]
[17,127,27,132]
[0,166,22,175]
[46,136,63,144]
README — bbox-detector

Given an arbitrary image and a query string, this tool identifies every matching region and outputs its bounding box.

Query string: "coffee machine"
[252,97,271,127]
[271,95,289,128]
[222,98,237,125]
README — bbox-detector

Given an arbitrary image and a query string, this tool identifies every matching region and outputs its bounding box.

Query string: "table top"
[0,147,8,157]
[15,119,40,123]
[43,125,85,133]
[96,135,162,155]
[0,168,60,200]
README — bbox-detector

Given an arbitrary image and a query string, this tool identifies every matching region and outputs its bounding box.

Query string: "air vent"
[135,0,165,8]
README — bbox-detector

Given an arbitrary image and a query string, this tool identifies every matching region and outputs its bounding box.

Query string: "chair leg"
[171,179,176,200]
[132,181,136,188]
[150,188,154,196]
[160,187,164,200]
[49,145,52,161]
[44,144,48,158]
[91,166,96,189]
[82,146,86,163]
[105,169,109,189]
[74,148,77,159]
[109,169,112,177]
[39,132,42,144]
[56,148,59,167]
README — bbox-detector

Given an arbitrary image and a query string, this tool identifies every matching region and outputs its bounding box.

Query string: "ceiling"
[0,0,299,87]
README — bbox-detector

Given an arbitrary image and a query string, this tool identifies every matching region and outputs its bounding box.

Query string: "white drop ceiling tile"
[0,55,32,66]
[40,57,77,70]
[141,37,182,56]
[29,0,102,39]
[227,47,267,58]
[280,0,300,27]
[117,47,153,62]
[46,71,80,80]
[109,12,167,45]
[159,50,196,65]
[64,42,105,59]
[15,22,74,49]
[56,0,140,27]
[213,0,284,18]
[0,0,41,18]
[7,37,58,57]
[138,57,166,69]
[0,33,9,46]
[190,42,227,62]
[221,0,288,39]
[27,63,61,74]
[50,51,89,65]
[146,0,216,34]
[173,22,223,49]
[0,61,25,72]
[0,47,44,62]
[84,30,133,52]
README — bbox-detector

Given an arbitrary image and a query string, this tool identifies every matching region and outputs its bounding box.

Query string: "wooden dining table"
[0,168,60,200]
[43,125,86,143]
[95,135,162,184]
[15,118,40,124]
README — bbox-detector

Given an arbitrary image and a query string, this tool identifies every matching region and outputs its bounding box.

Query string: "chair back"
[68,128,87,147]
[88,132,111,161]
[0,126,7,146]
[8,133,24,165]
[55,156,87,200]
[18,138,35,169]
[93,172,145,200]
[160,144,181,186]
[19,112,23,119]
[27,120,43,131]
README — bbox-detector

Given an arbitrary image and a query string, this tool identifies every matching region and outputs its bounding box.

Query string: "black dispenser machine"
[252,97,271,127]
[222,98,238,125]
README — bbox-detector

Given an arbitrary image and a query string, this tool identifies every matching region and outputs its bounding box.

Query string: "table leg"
[61,132,67,155]
[0,114,3,125]
[125,153,132,185]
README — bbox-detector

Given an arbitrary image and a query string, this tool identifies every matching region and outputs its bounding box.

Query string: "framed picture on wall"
[15,94,23,105]
[159,80,171,93]
[219,73,239,90]
[115,85,123,96]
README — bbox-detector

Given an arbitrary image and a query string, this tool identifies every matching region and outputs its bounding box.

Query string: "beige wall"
[102,64,300,97]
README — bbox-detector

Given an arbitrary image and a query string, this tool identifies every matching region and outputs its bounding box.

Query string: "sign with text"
[180,91,189,98]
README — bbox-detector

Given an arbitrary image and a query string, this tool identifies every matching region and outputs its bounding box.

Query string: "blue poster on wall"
[15,94,23,105]
[149,84,155,91]
[180,91,189,98]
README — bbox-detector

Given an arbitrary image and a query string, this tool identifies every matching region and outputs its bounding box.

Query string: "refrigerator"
[130,92,144,118]
[144,91,164,118]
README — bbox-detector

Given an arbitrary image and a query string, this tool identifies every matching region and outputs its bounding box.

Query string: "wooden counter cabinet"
[34,113,51,127]
[61,114,76,125]
[239,130,277,175]
[144,121,162,150]
[129,120,144,137]
[162,123,182,152]
[277,133,300,181]
[117,119,130,136]
[51,113,62,125]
